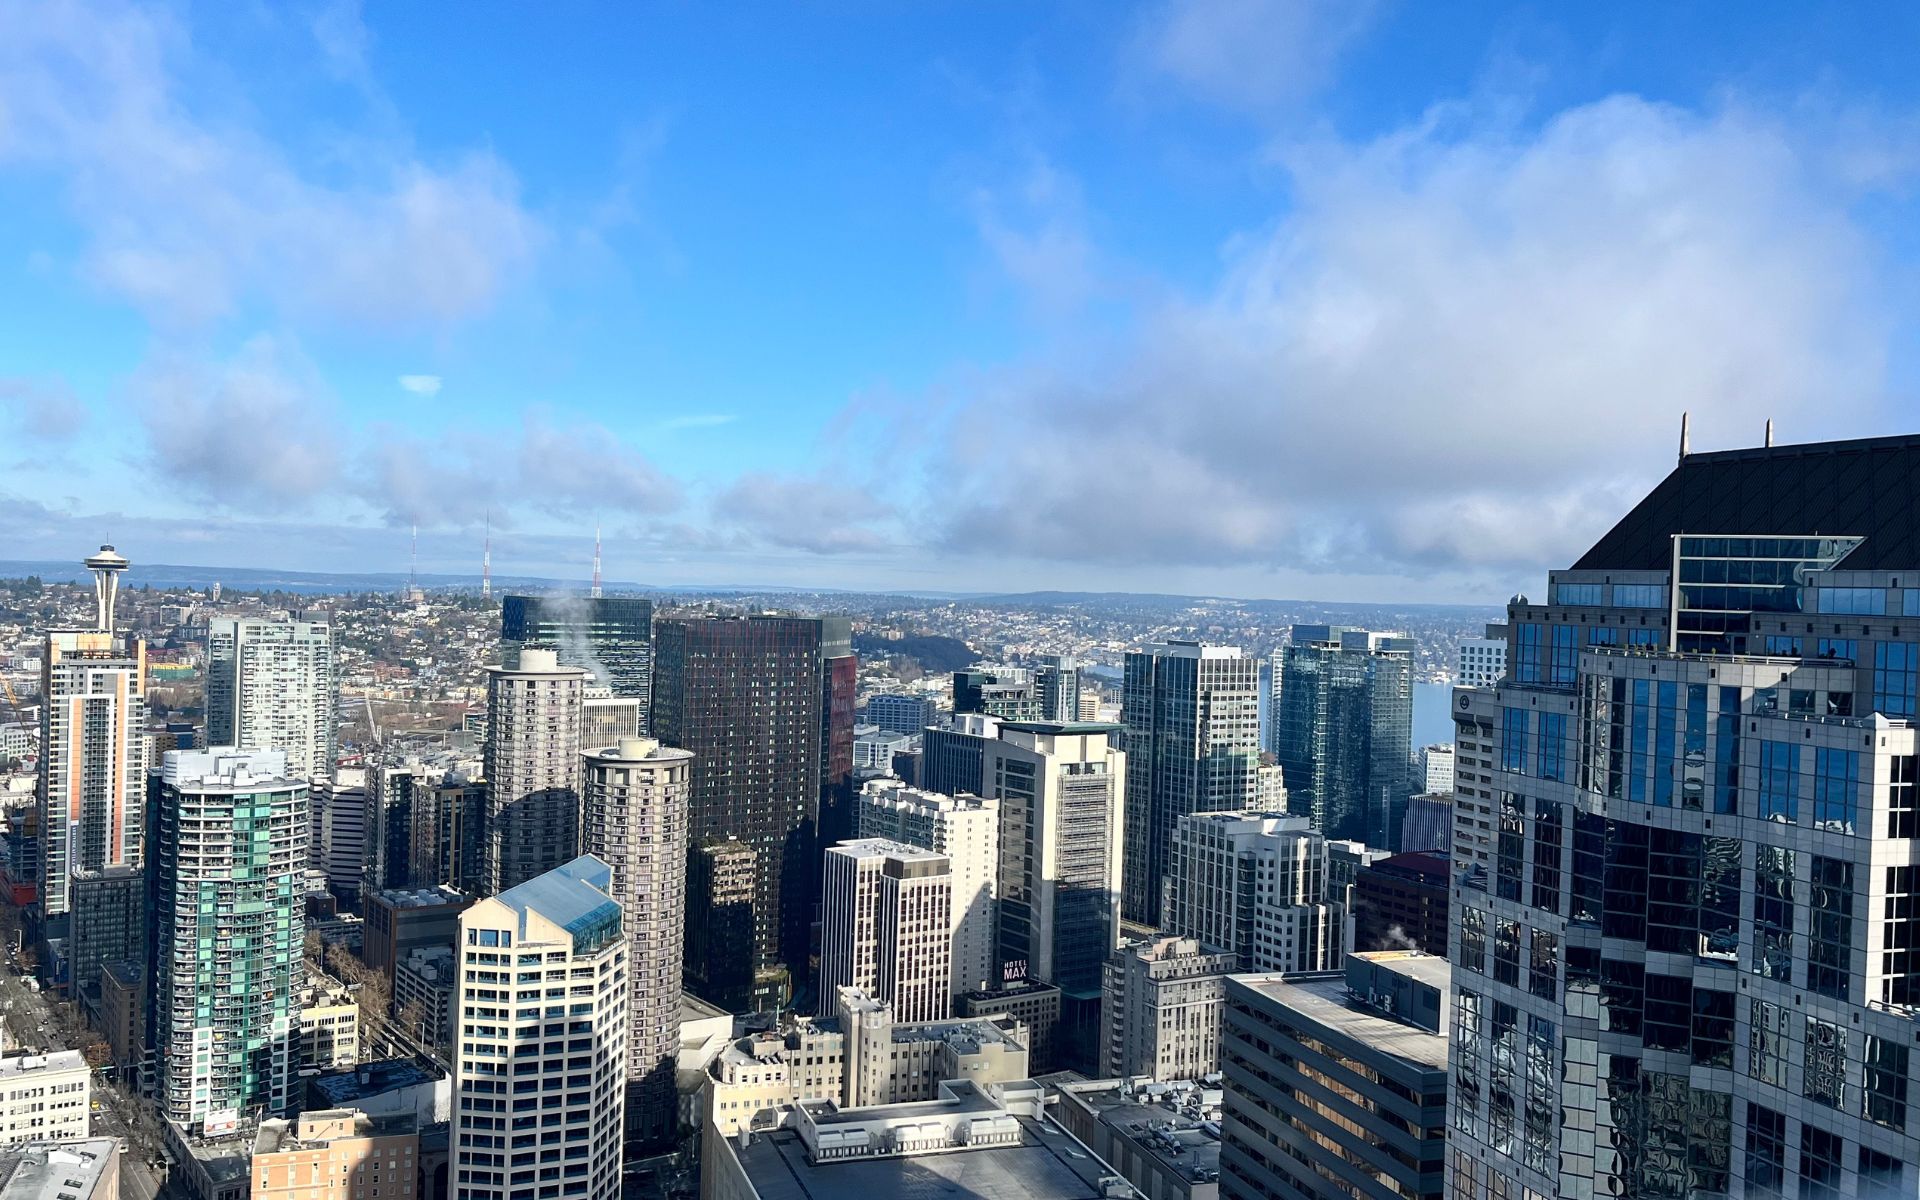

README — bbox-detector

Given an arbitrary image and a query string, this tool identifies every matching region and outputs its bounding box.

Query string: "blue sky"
[2,1,1917,600]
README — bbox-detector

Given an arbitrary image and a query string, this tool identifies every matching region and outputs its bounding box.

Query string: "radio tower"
[481,512,493,601]
[591,524,603,599]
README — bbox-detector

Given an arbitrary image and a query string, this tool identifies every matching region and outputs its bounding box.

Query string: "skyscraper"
[364,760,427,896]
[453,857,627,1200]
[39,546,146,925]
[482,648,588,893]
[205,616,336,782]
[154,749,307,1127]
[1120,642,1261,925]
[820,839,953,1023]
[1163,810,1344,973]
[1272,626,1415,848]
[650,614,852,1004]
[855,778,1000,997]
[1034,655,1084,723]
[580,736,692,1147]
[1448,432,1920,1200]
[500,595,654,728]
[863,693,939,737]
[979,722,1126,1005]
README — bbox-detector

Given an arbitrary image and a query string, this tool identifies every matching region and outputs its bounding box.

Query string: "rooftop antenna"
[1678,411,1692,463]
[591,524,603,599]
[1765,418,1775,448]
[481,512,493,601]
[409,523,418,596]
[84,544,130,632]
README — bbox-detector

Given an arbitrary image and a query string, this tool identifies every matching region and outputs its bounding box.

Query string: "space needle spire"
[591,524,603,599]
[84,544,130,631]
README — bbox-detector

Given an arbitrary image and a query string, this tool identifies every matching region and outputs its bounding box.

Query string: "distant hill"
[853,632,978,674]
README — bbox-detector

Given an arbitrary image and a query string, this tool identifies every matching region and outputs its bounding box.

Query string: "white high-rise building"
[855,779,1000,996]
[312,770,367,904]
[979,722,1127,995]
[1419,742,1455,793]
[1455,622,1508,688]
[484,648,588,893]
[205,616,335,782]
[1162,810,1343,974]
[820,839,952,1024]
[454,857,627,1200]
[580,736,693,1146]
[154,749,307,1127]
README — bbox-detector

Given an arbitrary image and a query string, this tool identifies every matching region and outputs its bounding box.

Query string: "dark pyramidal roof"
[1576,433,1920,572]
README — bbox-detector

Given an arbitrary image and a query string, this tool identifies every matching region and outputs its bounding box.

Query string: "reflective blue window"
[1762,635,1804,657]
[1550,625,1578,685]
[1538,712,1567,781]
[1515,624,1543,683]
[1627,628,1662,646]
[1813,748,1858,835]
[1816,638,1857,662]
[1875,642,1919,719]
[1588,627,1619,645]
[1629,680,1650,805]
[1613,584,1667,608]
[1714,687,1740,814]
[1555,583,1604,606]
[1653,681,1678,807]
[1906,591,1920,618]
[1758,742,1800,823]
[1817,587,1886,615]
[1503,708,1531,773]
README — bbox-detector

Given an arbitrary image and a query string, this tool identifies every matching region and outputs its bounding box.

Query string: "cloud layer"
[938,96,1895,578]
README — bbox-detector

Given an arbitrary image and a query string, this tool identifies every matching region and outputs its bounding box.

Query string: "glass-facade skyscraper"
[501,594,655,728]
[1120,641,1261,925]
[1271,625,1414,848]
[1449,433,1920,1200]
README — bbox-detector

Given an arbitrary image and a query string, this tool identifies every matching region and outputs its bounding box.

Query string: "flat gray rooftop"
[733,1118,1127,1200]
[1238,975,1448,1070]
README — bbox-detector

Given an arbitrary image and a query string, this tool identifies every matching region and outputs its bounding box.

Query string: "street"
[0,949,165,1200]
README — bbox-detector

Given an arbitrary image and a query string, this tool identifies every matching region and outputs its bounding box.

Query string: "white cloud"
[970,153,1099,316]
[715,473,895,555]
[0,0,543,328]
[138,337,345,509]
[0,377,88,441]
[1128,0,1377,115]
[937,96,1897,579]
[398,374,442,398]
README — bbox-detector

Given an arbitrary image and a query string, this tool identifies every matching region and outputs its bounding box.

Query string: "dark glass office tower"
[501,594,655,727]
[1273,626,1415,848]
[1119,641,1261,925]
[651,614,854,1009]
[1450,432,1920,1200]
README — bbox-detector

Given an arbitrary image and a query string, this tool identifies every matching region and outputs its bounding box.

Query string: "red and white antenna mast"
[591,524,603,599]
[481,512,493,600]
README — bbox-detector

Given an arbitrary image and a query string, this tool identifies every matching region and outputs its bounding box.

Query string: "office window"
[1860,1146,1902,1193]
[1691,987,1733,1068]
[1762,634,1803,656]
[1752,845,1794,982]
[1588,626,1618,646]
[1502,709,1531,773]
[1864,1034,1908,1130]
[1748,1000,1789,1086]
[1744,1104,1787,1200]
[1528,930,1558,1000]
[1537,712,1566,782]
[1613,584,1666,608]
[1815,637,1857,661]
[1493,920,1520,987]
[1555,583,1603,606]
[1894,755,1920,840]
[1808,856,1854,1001]
[1459,907,1486,973]
[1876,641,1919,718]
[1887,865,1920,1008]
[1514,623,1543,683]
[1812,747,1859,835]
[1799,1125,1845,1200]
[1817,587,1885,615]
[1804,1016,1848,1109]
[1757,741,1798,822]
[1626,627,1662,646]
[1549,625,1577,685]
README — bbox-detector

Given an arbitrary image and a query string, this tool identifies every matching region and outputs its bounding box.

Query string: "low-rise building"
[390,947,455,1055]
[0,1140,120,1200]
[1050,1077,1224,1200]
[163,1122,252,1200]
[295,979,360,1071]
[702,1079,1139,1200]
[99,962,145,1083]
[704,988,1029,1137]
[253,1109,418,1200]
[306,1059,451,1129]
[959,979,1062,1072]
[361,886,472,978]
[0,1054,88,1146]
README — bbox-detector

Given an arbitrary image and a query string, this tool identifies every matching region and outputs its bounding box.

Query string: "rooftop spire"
[1679,411,1692,462]
[591,524,603,599]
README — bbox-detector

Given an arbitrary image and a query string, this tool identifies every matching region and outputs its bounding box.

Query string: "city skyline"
[7,3,1919,601]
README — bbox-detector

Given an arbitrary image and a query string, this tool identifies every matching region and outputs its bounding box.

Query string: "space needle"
[84,544,129,631]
